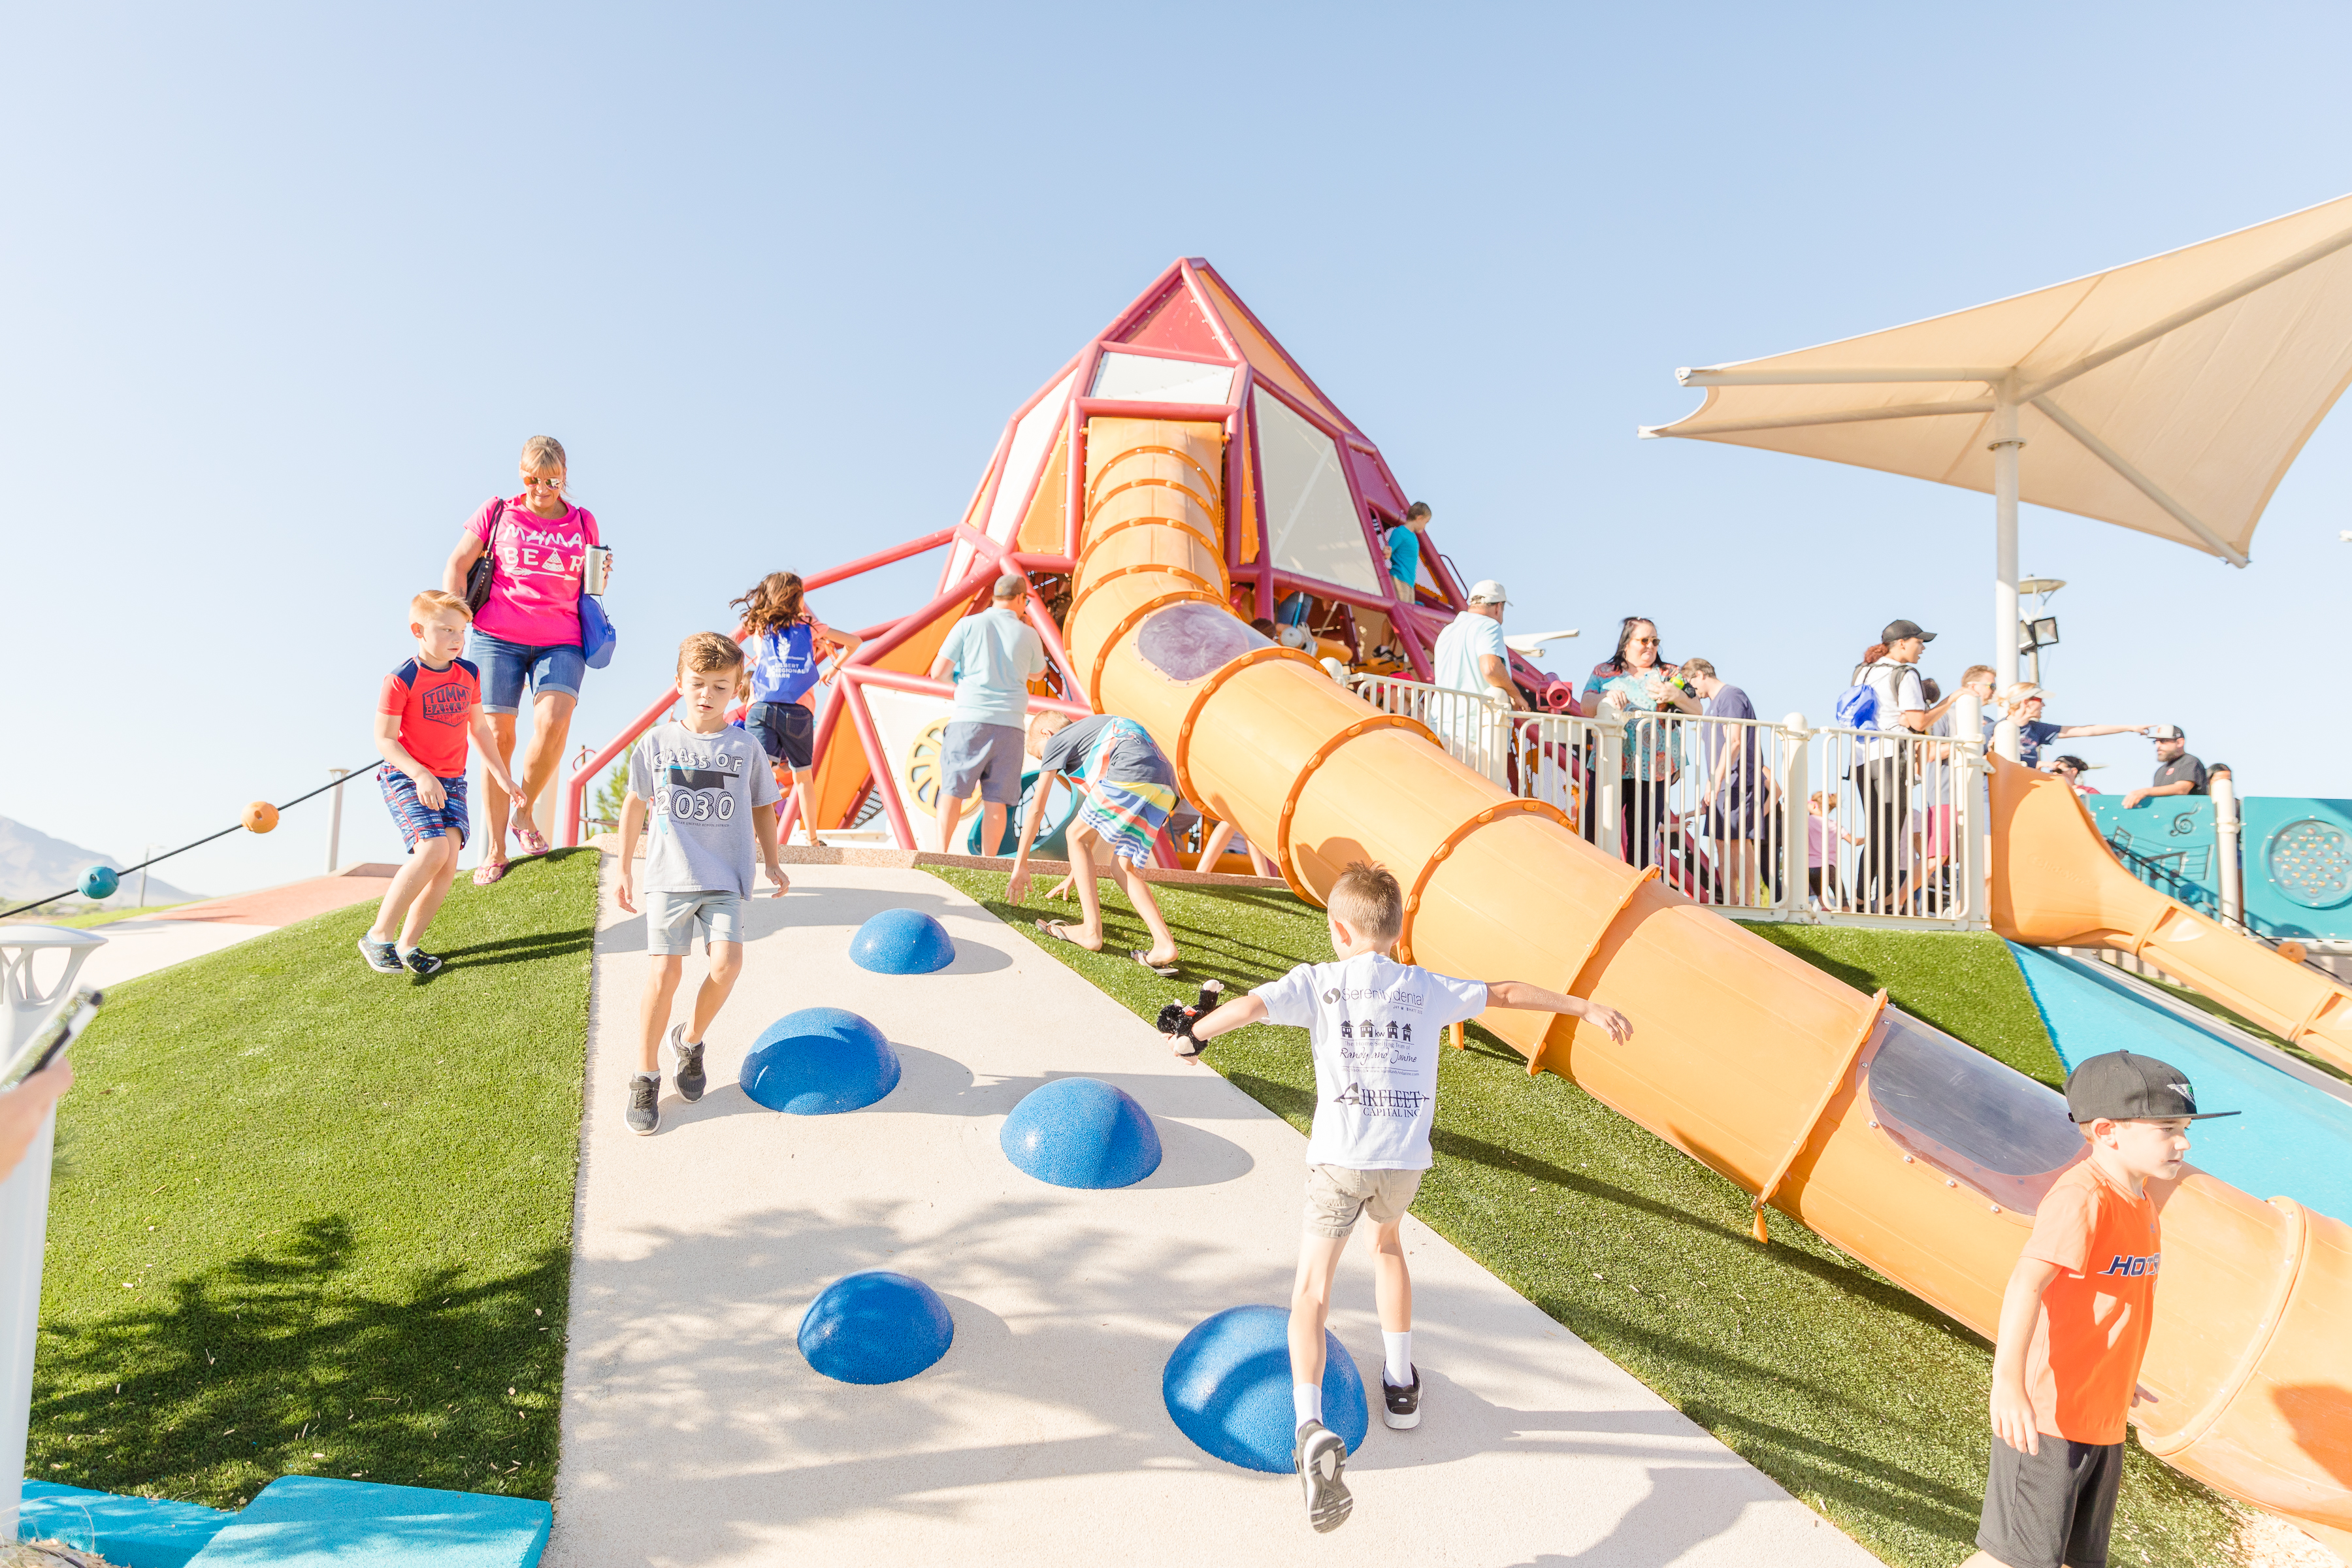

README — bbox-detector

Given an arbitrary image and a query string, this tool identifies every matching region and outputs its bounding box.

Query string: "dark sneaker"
[1382,1369,1422,1429]
[1293,1420,1351,1533]
[400,947,443,976]
[625,1075,660,1135]
[666,1024,706,1103]
[357,937,403,975]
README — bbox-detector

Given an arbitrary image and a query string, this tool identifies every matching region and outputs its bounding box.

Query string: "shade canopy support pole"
[1990,392,2023,687]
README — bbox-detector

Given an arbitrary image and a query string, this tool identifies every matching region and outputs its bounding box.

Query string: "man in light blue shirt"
[927,574,1049,853]
[1430,580,1525,709]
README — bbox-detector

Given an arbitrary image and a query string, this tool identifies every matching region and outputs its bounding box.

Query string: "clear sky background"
[6,3,2349,898]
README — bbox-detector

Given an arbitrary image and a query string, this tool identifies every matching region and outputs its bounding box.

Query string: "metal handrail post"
[2215,775,2245,927]
[1778,713,1809,918]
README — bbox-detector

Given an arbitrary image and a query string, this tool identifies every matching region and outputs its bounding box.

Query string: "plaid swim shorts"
[378,764,470,851]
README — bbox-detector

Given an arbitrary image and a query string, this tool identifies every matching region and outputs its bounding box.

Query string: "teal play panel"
[18,1481,233,1566]
[18,1476,548,1568]
[2241,796,2352,941]
[2008,943,2352,1222]
[2084,796,2218,915]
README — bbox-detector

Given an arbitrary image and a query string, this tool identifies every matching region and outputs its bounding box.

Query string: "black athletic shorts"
[747,702,815,771]
[1976,1434,2123,1568]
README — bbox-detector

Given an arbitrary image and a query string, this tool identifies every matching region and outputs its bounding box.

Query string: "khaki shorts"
[1303,1164,1423,1239]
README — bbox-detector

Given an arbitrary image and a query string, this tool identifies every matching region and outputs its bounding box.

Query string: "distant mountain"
[0,816,202,910]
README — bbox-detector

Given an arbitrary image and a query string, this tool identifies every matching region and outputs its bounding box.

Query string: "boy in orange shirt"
[1967,1051,2235,1568]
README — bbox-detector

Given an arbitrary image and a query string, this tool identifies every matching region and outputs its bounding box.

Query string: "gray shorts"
[1976,1435,2123,1568]
[644,889,743,956]
[1303,1164,1423,1239]
[941,721,1026,806]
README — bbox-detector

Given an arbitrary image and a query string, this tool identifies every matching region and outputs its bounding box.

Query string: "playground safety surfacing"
[552,860,1876,1566]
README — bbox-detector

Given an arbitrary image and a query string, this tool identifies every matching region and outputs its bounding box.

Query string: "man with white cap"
[1430,580,1527,713]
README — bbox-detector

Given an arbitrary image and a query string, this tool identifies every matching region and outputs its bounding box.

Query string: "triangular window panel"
[1118,281,1224,358]
[1091,351,1235,406]
[1199,273,1348,429]
[1254,391,1377,593]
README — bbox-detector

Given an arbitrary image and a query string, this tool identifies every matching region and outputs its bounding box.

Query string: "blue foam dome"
[798,1269,955,1384]
[742,1007,902,1115]
[80,864,120,901]
[1001,1077,1162,1188]
[1164,1305,1367,1473]
[849,907,955,974]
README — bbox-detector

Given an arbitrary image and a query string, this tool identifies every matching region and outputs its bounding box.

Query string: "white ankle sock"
[634,1070,659,1083]
[1293,1382,1322,1428]
[1383,1330,1413,1387]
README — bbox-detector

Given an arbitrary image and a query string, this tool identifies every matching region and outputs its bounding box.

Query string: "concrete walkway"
[553,861,1880,1567]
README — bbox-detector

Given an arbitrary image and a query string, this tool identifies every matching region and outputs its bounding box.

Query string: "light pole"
[2017,577,2065,685]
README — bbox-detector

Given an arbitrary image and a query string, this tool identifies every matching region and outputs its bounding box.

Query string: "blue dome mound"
[848,908,955,975]
[79,865,120,901]
[742,1007,902,1115]
[1000,1077,1162,1189]
[1163,1305,1367,1472]
[798,1270,955,1384]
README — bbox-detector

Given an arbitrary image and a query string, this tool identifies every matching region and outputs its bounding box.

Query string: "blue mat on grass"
[18,1480,233,1567]
[182,1476,549,1568]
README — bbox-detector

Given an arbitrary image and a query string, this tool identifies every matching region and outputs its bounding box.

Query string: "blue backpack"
[1835,667,1884,730]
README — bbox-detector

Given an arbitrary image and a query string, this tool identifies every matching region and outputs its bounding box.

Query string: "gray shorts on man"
[940,721,1026,806]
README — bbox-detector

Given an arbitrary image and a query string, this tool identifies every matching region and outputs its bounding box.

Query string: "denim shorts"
[644,889,743,956]
[747,701,815,771]
[465,629,586,714]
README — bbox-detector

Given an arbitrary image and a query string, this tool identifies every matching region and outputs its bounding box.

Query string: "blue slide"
[2010,943,2352,1223]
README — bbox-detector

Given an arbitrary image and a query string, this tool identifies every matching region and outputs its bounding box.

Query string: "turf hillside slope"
[29,849,597,1510]
[929,868,2246,1568]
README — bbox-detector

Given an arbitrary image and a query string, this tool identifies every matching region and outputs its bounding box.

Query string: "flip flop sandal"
[1133,951,1181,977]
[472,860,508,886]
[513,822,552,856]
[1035,919,1095,950]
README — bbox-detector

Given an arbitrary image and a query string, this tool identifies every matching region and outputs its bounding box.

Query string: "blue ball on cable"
[1163,1305,1368,1473]
[1000,1077,1163,1189]
[798,1269,955,1384]
[848,908,955,975]
[741,1007,902,1115]
[78,865,120,902]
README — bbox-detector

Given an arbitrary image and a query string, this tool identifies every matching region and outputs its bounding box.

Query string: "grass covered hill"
[928,868,2246,1568]
[31,849,598,1510]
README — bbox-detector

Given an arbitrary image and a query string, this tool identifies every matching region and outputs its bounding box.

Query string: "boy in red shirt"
[1967,1051,2235,1568]
[363,591,525,976]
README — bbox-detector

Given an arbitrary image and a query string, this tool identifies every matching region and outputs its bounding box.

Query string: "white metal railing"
[1351,674,1988,929]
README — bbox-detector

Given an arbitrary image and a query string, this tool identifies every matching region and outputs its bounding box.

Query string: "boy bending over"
[1007,712,1184,974]
[615,633,789,1135]
[1179,862,1633,1533]
[1967,1051,2232,1568]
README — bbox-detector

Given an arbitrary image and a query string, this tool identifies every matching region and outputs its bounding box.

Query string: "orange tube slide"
[1991,755,2352,1077]
[1065,416,2352,1552]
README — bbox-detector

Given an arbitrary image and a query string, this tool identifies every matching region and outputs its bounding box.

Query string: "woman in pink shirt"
[441,435,606,884]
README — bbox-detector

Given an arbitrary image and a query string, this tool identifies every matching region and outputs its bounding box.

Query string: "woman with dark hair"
[1579,617,1701,870]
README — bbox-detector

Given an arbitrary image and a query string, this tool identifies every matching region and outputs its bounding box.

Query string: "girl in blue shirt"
[730,572,864,838]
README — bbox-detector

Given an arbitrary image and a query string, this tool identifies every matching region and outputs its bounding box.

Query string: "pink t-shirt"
[466,495,601,648]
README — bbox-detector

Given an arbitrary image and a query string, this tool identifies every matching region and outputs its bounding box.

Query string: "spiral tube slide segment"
[1065,415,2352,1549]
[1991,755,2352,1077]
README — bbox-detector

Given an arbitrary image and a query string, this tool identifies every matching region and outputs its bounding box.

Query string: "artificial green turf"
[928,867,2244,1568]
[30,849,597,1510]
[1740,923,2068,1089]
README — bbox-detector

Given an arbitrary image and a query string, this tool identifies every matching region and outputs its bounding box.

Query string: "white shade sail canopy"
[1643,193,2352,566]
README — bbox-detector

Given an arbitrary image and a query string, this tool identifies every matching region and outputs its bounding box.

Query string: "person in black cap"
[1847,620,1933,913]
[2122,726,2207,811]
[1967,1051,2236,1568]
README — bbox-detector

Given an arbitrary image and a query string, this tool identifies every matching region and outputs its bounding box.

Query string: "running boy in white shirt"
[615,632,789,1136]
[1177,862,1633,1533]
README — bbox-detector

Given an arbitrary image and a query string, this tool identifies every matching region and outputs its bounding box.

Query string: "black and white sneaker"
[625,1074,660,1136]
[399,947,443,976]
[357,937,404,975]
[1382,1369,1422,1429]
[666,1024,706,1103]
[1293,1420,1351,1533]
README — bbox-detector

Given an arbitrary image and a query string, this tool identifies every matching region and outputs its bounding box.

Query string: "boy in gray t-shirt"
[616,632,787,1135]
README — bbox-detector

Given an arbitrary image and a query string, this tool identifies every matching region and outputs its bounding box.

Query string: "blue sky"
[6,3,2349,896]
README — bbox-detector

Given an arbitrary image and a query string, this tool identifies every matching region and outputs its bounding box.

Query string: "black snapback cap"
[2065,1051,2238,1124]
[1881,618,1936,644]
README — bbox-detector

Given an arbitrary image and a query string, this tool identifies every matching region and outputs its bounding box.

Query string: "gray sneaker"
[357,937,403,975]
[666,1024,706,1103]
[400,947,443,977]
[1293,1420,1351,1533]
[625,1074,660,1135]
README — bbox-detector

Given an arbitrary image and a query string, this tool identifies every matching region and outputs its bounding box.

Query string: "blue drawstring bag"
[580,591,618,670]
